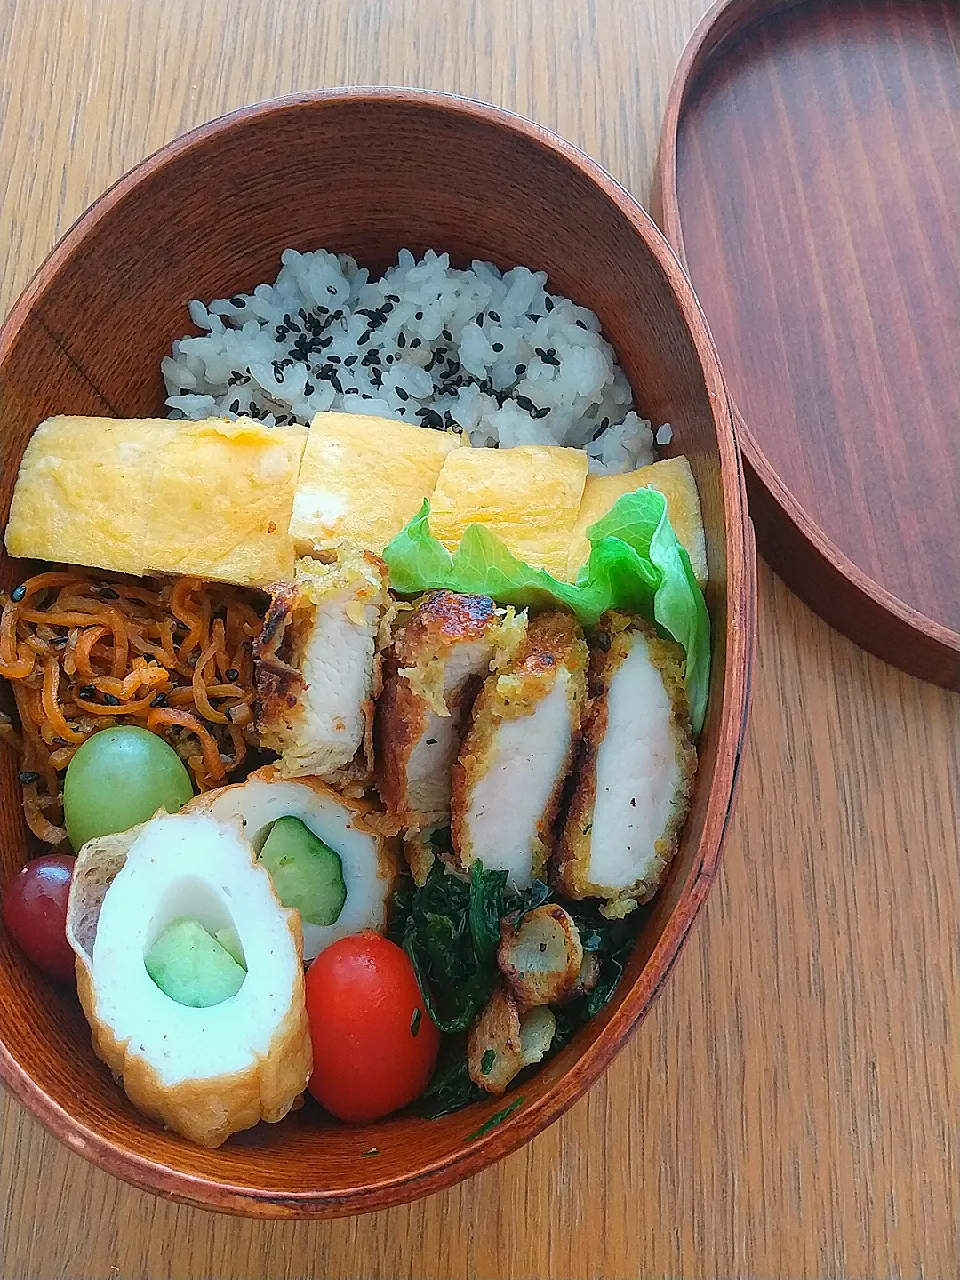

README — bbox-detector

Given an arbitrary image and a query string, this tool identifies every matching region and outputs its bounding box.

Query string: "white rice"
[163,249,658,474]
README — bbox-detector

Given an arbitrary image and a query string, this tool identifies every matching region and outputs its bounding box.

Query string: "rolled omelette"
[428,443,589,580]
[289,411,463,555]
[565,456,707,584]
[4,416,306,586]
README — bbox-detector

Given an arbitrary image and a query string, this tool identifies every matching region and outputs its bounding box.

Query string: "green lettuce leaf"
[383,489,710,732]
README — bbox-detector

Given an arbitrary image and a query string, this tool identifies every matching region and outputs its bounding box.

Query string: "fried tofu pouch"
[4,416,306,586]
[65,811,312,1149]
[289,412,463,554]
[429,445,588,579]
[566,456,707,584]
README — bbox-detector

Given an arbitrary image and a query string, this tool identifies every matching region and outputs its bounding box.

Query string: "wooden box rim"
[652,0,960,689]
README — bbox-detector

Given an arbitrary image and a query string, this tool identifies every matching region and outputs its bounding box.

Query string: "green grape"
[63,726,194,851]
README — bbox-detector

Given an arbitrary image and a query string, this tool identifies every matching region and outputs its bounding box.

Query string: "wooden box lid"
[654,0,960,688]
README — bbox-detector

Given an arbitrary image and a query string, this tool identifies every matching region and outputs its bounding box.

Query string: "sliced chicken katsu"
[452,610,588,889]
[556,612,697,914]
[255,547,389,780]
[375,591,502,837]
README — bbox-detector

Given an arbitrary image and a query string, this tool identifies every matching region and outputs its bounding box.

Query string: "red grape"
[2,854,76,983]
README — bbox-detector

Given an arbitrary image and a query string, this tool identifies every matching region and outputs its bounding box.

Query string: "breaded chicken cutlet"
[452,610,588,888]
[255,548,389,780]
[556,612,697,914]
[375,591,501,837]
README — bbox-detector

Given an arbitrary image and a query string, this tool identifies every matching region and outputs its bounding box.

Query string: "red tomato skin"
[2,855,76,983]
[305,930,440,1123]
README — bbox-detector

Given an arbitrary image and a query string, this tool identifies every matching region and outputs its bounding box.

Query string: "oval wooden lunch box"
[0,89,755,1217]
[654,0,960,689]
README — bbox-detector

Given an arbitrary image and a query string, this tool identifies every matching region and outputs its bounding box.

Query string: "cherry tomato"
[305,931,439,1122]
[2,854,76,983]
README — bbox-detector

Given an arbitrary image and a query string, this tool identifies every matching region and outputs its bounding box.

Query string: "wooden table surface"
[1,2,957,1277]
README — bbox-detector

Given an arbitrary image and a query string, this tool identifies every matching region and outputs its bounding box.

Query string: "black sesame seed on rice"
[167,252,650,464]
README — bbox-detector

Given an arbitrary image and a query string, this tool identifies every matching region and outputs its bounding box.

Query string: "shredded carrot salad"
[0,570,265,844]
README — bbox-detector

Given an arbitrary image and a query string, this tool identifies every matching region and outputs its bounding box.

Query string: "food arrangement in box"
[0,250,709,1145]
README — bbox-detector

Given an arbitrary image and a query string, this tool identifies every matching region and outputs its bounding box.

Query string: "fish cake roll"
[65,812,312,1149]
[187,766,398,962]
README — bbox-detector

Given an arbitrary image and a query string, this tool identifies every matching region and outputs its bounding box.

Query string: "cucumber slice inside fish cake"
[144,918,246,1009]
[187,766,398,961]
[258,816,347,927]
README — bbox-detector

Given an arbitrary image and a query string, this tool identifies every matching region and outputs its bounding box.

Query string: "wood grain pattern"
[0,0,958,1275]
[655,0,960,687]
